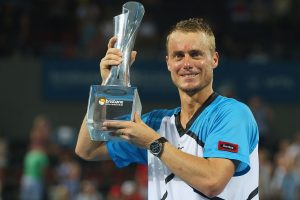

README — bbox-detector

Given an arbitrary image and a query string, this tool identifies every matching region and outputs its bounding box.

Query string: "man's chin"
[180,87,200,95]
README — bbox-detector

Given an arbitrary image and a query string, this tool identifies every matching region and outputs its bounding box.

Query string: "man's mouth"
[181,73,198,78]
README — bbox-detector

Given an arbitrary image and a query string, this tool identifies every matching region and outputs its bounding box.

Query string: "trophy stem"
[104,1,145,87]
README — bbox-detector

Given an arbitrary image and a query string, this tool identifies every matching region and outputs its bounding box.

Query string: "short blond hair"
[166,18,216,54]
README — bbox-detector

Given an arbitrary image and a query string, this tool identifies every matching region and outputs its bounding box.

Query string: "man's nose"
[183,55,192,68]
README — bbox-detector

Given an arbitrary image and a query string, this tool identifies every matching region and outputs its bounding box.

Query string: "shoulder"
[213,95,254,117]
[207,95,259,152]
[208,95,258,131]
[215,95,249,109]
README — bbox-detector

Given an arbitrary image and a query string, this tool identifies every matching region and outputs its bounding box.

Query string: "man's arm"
[75,115,110,161]
[160,143,235,198]
[102,113,235,198]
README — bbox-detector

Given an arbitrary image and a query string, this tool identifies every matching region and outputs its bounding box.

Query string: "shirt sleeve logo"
[218,141,238,153]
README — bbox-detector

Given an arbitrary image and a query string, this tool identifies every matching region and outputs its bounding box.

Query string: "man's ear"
[167,65,171,71]
[212,52,219,69]
[166,56,171,71]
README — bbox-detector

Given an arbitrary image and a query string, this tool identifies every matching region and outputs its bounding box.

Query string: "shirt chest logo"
[218,141,238,153]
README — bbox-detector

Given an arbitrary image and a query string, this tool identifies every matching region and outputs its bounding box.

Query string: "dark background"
[0,0,299,199]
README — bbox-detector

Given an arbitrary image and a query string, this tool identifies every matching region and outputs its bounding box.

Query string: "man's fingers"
[106,47,123,56]
[103,120,127,129]
[133,112,142,123]
[108,36,117,48]
[130,51,137,65]
[131,51,137,60]
[110,129,130,140]
[101,57,122,67]
[111,129,125,136]
[101,51,123,69]
[119,134,130,140]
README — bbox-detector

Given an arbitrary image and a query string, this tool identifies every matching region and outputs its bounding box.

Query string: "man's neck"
[179,89,214,128]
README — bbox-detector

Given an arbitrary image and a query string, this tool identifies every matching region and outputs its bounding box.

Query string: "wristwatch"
[149,137,168,157]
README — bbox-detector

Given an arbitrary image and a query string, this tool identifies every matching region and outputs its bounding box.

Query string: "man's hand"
[102,112,160,148]
[100,37,137,84]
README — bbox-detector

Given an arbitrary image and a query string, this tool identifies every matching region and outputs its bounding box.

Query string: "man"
[75,18,259,200]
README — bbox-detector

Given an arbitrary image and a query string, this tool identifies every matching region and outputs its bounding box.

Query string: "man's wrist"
[149,137,168,157]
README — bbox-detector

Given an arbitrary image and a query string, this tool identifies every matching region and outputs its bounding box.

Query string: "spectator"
[134,164,147,200]
[106,184,122,200]
[19,115,51,200]
[269,139,291,199]
[54,151,82,200]
[258,148,272,199]
[248,95,275,149]
[120,180,143,200]
[76,179,104,200]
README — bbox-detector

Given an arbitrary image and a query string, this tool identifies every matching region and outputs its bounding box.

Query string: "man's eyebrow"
[189,49,203,54]
[171,51,184,55]
[171,49,204,56]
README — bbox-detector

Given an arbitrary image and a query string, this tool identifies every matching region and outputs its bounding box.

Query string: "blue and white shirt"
[106,93,259,200]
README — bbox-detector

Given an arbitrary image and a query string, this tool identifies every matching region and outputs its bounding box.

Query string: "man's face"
[166,31,219,95]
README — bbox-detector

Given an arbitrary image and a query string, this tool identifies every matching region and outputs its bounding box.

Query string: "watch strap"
[157,137,168,144]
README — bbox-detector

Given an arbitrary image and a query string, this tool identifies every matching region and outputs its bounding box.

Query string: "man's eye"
[190,51,202,58]
[174,53,184,60]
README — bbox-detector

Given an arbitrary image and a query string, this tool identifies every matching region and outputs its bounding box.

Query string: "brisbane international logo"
[98,98,106,105]
[98,98,123,106]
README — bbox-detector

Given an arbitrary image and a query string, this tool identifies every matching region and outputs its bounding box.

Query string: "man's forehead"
[169,30,207,37]
[168,32,209,48]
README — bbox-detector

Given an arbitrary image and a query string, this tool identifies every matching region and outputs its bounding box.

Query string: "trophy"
[86,1,145,141]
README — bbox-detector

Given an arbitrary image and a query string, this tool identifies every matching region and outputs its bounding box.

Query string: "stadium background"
[0,0,299,199]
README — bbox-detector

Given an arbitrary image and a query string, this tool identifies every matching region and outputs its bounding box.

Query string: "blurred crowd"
[0,95,298,200]
[0,114,148,200]
[1,0,300,60]
[249,95,300,200]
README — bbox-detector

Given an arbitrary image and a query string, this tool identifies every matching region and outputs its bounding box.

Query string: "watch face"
[150,141,161,155]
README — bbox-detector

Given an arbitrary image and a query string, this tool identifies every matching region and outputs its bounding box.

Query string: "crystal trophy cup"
[86,2,145,141]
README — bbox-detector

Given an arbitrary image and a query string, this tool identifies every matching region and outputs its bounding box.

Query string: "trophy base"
[86,85,142,141]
